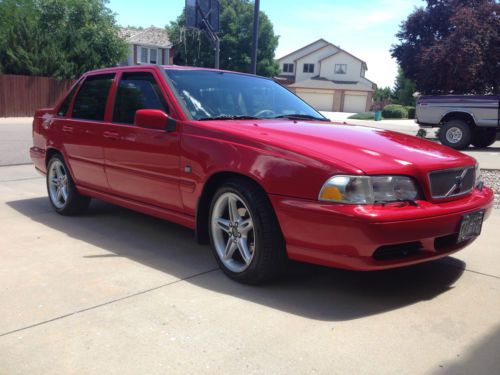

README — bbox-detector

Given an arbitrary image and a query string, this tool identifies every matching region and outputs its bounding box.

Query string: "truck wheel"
[439,120,471,150]
[208,178,287,284]
[47,154,90,215]
[471,128,497,148]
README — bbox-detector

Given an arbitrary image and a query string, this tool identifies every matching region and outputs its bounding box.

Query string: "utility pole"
[215,39,220,69]
[251,0,260,74]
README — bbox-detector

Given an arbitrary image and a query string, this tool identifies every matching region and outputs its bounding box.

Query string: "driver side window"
[113,72,169,124]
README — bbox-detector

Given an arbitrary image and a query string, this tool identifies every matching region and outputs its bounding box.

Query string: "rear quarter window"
[57,81,80,117]
[72,74,115,121]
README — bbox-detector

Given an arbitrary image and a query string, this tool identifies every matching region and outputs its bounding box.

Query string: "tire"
[208,178,287,284]
[439,120,472,150]
[471,128,497,148]
[46,154,90,215]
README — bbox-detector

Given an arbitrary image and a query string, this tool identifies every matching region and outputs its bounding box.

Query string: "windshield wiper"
[198,115,260,121]
[270,114,329,121]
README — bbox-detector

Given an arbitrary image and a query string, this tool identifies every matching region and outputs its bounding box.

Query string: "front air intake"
[373,242,423,260]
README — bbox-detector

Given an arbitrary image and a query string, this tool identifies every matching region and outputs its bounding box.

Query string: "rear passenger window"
[72,74,115,121]
[113,72,169,124]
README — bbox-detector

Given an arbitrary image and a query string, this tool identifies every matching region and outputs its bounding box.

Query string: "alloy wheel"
[210,192,256,273]
[48,159,69,209]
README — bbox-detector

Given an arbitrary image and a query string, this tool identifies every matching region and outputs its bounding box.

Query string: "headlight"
[318,175,420,204]
[475,163,482,187]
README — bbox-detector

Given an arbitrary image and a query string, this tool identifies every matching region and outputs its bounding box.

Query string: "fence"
[0,74,73,117]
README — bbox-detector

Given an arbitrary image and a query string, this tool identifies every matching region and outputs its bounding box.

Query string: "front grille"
[428,166,475,199]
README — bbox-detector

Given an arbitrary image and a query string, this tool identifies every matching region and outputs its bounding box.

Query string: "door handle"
[103,131,120,140]
[62,125,74,133]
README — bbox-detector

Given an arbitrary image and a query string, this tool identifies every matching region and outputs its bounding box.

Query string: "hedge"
[382,104,408,119]
[405,106,416,119]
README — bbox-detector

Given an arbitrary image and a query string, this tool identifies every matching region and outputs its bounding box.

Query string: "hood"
[206,120,476,175]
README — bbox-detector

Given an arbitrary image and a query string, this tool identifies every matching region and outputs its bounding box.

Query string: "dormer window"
[303,63,314,73]
[283,63,294,73]
[335,64,347,74]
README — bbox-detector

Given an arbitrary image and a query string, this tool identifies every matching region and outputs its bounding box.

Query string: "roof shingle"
[118,27,171,48]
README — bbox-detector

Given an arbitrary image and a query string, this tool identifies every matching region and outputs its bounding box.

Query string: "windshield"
[164,69,326,121]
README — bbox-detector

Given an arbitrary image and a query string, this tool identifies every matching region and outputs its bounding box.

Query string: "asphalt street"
[0,164,499,374]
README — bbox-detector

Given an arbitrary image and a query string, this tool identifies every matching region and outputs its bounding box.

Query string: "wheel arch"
[195,171,269,244]
[440,111,476,127]
[45,147,63,166]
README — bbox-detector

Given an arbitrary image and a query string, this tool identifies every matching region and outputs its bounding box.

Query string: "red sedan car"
[30,66,493,284]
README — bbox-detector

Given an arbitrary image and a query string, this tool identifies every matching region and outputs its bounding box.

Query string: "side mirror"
[134,109,177,132]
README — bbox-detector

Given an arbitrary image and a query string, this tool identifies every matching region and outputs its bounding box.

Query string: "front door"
[102,70,182,211]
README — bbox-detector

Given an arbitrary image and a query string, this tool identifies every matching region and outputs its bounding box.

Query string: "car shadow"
[464,146,500,153]
[7,197,466,321]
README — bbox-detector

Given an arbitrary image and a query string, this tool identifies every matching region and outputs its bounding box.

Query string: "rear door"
[102,70,183,211]
[63,73,115,190]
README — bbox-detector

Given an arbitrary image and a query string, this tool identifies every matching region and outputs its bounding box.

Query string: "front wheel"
[208,179,287,284]
[47,154,90,215]
[439,120,472,150]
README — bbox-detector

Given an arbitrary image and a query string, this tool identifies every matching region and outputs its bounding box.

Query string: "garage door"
[296,91,333,111]
[344,94,367,113]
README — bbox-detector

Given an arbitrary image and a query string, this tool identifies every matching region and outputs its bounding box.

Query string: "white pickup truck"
[416,95,499,150]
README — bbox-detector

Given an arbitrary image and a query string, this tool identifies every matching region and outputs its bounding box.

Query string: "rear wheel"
[47,154,90,215]
[439,120,472,150]
[471,128,497,148]
[208,179,287,284]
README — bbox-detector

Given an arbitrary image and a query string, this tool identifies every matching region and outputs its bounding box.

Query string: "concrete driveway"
[1,164,500,374]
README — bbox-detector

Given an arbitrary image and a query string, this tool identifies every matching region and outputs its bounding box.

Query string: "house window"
[150,49,157,64]
[283,63,294,73]
[303,63,314,73]
[335,64,347,74]
[138,46,162,65]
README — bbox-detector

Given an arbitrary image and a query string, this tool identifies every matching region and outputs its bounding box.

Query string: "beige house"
[275,39,376,113]
[118,27,173,66]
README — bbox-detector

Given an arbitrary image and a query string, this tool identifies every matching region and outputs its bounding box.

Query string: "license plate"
[458,210,484,243]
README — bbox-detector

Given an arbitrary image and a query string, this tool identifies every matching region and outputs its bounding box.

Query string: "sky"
[108,0,425,88]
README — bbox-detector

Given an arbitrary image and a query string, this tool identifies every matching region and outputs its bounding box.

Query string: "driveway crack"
[0,267,219,338]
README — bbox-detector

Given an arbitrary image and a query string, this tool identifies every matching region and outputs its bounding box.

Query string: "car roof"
[82,65,270,80]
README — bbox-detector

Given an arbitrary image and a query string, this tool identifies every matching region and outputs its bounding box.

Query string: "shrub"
[405,106,416,119]
[348,112,375,120]
[382,104,408,119]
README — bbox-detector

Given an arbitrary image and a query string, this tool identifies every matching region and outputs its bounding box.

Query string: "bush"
[348,112,375,120]
[405,106,416,119]
[382,104,408,119]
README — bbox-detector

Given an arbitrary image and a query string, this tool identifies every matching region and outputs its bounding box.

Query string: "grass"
[348,112,415,121]
[348,112,375,120]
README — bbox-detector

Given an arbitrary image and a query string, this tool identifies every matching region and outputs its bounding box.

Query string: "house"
[117,27,173,66]
[275,39,376,113]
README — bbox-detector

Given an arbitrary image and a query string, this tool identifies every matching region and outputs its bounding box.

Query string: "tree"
[392,68,416,106]
[167,0,279,77]
[391,0,499,94]
[0,0,127,79]
[374,86,393,103]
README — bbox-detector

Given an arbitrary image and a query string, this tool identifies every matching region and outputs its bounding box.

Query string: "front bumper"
[269,187,494,270]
